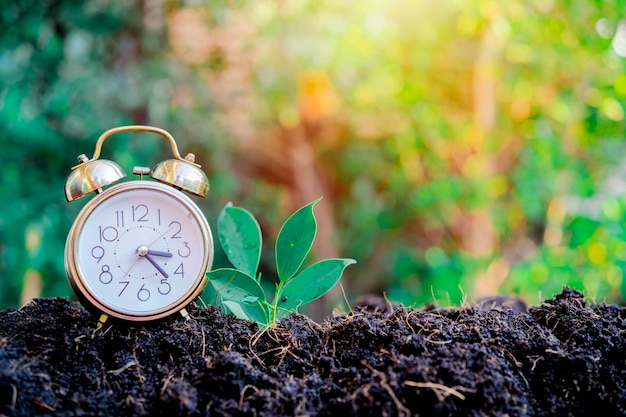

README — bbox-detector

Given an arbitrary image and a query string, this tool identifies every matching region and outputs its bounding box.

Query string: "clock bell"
[64,125,209,201]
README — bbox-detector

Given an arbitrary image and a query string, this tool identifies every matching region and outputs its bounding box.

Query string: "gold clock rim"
[65,181,213,322]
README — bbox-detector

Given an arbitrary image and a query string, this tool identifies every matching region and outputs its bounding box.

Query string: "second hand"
[145,224,175,249]
[120,253,140,278]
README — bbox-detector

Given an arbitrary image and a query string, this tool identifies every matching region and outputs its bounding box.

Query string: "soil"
[0,287,624,416]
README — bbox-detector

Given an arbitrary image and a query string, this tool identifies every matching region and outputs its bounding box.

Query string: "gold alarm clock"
[64,125,214,325]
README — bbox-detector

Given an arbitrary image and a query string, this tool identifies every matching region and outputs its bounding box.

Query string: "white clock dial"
[66,181,212,320]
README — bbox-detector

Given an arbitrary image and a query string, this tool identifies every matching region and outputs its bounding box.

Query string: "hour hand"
[144,254,169,278]
[147,249,173,258]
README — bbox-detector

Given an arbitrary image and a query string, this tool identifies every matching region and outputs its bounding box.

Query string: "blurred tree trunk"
[469,26,502,297]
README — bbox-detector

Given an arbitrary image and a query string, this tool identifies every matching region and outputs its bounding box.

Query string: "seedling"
[205,198,356,326]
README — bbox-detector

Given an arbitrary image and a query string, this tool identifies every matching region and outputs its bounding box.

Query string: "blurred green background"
[2,0,626,314]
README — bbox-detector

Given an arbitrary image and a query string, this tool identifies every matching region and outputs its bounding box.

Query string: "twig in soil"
[34,399,55,411]
[423,329,452,345]
[404,380,473,401]
[107,361,139,376]
[91,322,112,339]
[73,334,86,344]
[362,362,411,417]
[529,355,542,371]
[201,327,206,358]
[160,374,174,396]
[121,394,147,414]
[403,311,426,334]
[10,384,17,408]
[239,384,260,411]
[132,350,146,382]
[107,359,146,383]
[503,349,530,390]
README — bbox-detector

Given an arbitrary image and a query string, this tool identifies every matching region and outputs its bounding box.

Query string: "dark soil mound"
[0,287,624,416]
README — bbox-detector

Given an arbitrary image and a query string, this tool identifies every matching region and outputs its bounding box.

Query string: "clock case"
[64,125,213,325]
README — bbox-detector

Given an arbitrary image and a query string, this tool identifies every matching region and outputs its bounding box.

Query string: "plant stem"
[270,282,285,324]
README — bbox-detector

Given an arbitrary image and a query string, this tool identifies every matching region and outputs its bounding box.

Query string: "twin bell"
[64,125,209,202]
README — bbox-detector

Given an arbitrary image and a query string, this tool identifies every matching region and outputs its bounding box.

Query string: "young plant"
[205,198,356,326]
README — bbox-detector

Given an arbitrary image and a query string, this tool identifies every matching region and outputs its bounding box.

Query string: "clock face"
[66,181,212,320]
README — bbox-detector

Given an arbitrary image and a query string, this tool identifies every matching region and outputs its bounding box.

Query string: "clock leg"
[97,313,109,329]
[180,308,190,321]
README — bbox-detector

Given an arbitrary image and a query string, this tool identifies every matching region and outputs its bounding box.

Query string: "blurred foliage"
[0,0,225,307]
[2,0,626,312]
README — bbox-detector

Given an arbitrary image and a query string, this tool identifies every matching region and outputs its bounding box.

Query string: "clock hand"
[147,249,173,258]
[144,253,169,278]
[121,253,140,278]
[145,224,176,248]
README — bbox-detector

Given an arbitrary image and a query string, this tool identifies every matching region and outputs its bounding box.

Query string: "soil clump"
[0,287,624,416]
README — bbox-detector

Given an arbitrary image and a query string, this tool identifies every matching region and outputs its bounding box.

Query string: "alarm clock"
[64,125,214,325]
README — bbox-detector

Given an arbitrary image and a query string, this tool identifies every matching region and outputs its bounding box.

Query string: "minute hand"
[144,254,169,278]
[147,249,173,258]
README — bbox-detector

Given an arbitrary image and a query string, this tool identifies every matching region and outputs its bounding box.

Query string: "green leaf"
[217,204,262,278]
[275,198,321,282]
[275,258,356,319]
[205,268,268,324]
